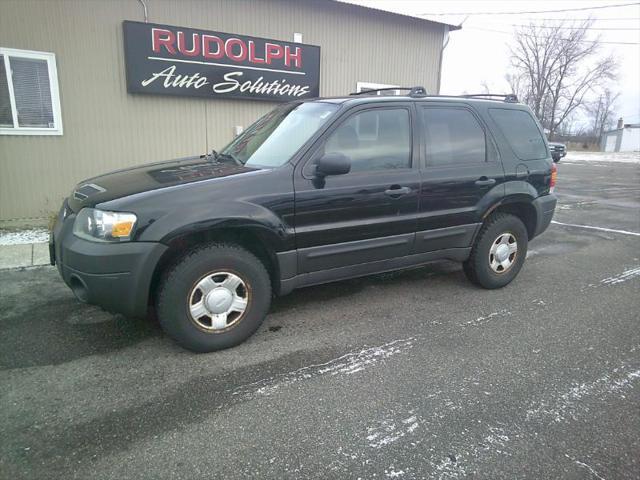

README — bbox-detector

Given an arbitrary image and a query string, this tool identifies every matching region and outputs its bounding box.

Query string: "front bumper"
[532,194,557,238]
[51,208,167,318]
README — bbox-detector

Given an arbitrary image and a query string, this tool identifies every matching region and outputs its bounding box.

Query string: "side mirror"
[315,153,351,177]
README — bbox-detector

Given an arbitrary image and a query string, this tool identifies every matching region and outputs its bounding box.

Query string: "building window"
[0,48,63,135]
[356,81,401,96]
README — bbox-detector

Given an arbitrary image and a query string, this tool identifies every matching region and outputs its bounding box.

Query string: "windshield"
[220,102,339,168]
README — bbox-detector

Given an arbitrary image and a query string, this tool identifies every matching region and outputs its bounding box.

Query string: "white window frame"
[0,47,63,136]
[356,81,401,96]
[355,83,402,139]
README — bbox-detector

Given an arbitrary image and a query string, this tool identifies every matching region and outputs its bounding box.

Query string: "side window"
[489,108,547,160]
[421,107,486,166]
[323,108,411,173]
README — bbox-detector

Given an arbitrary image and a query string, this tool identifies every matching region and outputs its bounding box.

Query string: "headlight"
[73,208,137,242]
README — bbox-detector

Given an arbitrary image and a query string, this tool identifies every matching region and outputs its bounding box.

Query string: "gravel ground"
[1,157,638,479]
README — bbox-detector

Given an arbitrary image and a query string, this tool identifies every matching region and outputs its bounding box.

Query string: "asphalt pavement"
[1,157,639,479]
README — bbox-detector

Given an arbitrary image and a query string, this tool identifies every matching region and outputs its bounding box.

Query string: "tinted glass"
[489,108,547,160]
[10,57,54,128]
[222,102,338,168]
[421,108,486,166]
[324,108,411,172]
[0,56,13,127]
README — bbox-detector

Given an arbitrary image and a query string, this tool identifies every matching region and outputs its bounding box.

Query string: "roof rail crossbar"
[461,93,519,103]
[349,86,428,98]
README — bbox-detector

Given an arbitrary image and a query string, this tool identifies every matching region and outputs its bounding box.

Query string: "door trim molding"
[278,247,471,295]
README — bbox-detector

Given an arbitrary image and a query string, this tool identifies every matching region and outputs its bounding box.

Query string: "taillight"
[550,163,557,192]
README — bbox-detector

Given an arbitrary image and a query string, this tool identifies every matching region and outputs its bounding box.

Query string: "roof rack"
[350,86,428,98]
[461,93,519,103]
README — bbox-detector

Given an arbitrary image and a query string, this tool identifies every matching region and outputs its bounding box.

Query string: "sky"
[340,0,640,130]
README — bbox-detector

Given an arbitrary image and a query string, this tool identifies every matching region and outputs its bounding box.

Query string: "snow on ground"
[564,151,640,164]
[0,228,49,246]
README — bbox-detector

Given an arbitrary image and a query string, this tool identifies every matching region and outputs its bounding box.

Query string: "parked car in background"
[50,88,557,353]
[548,142,567,162]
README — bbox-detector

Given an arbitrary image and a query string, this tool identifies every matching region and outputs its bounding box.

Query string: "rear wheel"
[463,213,528,289]
[156,243,271,352]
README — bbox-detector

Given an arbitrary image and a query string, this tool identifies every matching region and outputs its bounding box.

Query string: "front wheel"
[156,243,271,352]
[463,213,528,289]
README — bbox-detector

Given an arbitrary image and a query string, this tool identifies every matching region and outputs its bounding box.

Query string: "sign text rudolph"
[123,21,320,101]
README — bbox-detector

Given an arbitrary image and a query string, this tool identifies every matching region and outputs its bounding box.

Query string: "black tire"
[463,213,528,289]
[553,157,561,163]
[156,243,271,353]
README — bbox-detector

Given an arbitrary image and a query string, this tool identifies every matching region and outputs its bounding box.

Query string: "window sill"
[0,128,63,136]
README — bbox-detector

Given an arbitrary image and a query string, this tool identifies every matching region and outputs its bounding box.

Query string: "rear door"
[415,104,505,253]
[293,103,420,273]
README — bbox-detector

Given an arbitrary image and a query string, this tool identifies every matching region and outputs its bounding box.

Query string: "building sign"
[122,21,320,102]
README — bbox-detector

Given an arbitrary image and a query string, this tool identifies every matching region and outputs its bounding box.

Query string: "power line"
[419,2,640,17]
[502,25,640,31]
[466,26,640,45]
[509,17,640,21]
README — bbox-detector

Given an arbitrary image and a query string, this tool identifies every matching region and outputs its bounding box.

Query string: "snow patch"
[385,468,406,478]
[366,411,422,449]
[526,364,640,423]
[564,454,606,480]
[600,266,640,285]
[461,309,511,327]
[0,228,49,246]
[231,337,416,398]
[564,151,640,164]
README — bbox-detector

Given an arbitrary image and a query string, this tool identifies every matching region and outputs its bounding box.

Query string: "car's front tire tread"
[156,242,271,353]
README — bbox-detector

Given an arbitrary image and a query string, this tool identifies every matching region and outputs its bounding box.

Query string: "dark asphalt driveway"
[1,158,639,479]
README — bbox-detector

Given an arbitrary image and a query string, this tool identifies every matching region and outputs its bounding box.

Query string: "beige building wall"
[0,0,446,225]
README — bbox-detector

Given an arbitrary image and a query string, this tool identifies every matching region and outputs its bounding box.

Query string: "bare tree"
[585,88,620,139]
[508,19,618,137]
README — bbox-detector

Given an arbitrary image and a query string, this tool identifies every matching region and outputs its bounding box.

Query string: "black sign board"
[122,21,321,102]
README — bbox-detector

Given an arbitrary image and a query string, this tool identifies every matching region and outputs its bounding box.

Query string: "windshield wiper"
[216,152,242,166]
[202,149,242,166]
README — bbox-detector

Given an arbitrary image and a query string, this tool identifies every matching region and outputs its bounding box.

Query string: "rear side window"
[489,108,547,160]
[421,107,486,166]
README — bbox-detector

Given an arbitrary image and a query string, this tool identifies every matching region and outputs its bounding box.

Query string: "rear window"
[489,108,547,160]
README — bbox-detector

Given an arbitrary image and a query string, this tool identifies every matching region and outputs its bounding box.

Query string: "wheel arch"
[149,224,284,309]
[483,194,538,240]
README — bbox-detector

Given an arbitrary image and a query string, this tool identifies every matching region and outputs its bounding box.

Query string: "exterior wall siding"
[0,0,445,224]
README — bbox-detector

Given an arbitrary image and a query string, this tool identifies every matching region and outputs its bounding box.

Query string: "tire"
[156,243,271,353]
[553,157,561,163]
[463,213,528,289]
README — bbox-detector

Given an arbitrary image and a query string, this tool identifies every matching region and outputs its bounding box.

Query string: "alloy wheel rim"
[187,271,249,331]
[488,232,518,274]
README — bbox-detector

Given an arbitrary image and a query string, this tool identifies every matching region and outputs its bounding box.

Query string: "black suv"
[51,88,557,352]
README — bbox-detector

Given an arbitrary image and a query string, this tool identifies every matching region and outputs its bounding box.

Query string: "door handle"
[475,177,496,187]
[384,186,411,197]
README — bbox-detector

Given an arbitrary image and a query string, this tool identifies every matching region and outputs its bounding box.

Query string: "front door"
[293,104,420,273]
[415,104,505,253]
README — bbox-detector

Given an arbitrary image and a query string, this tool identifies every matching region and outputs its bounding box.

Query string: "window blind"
[10,57,54,128]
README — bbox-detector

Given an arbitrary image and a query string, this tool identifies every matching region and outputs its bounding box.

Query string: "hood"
[67,156,257,212]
